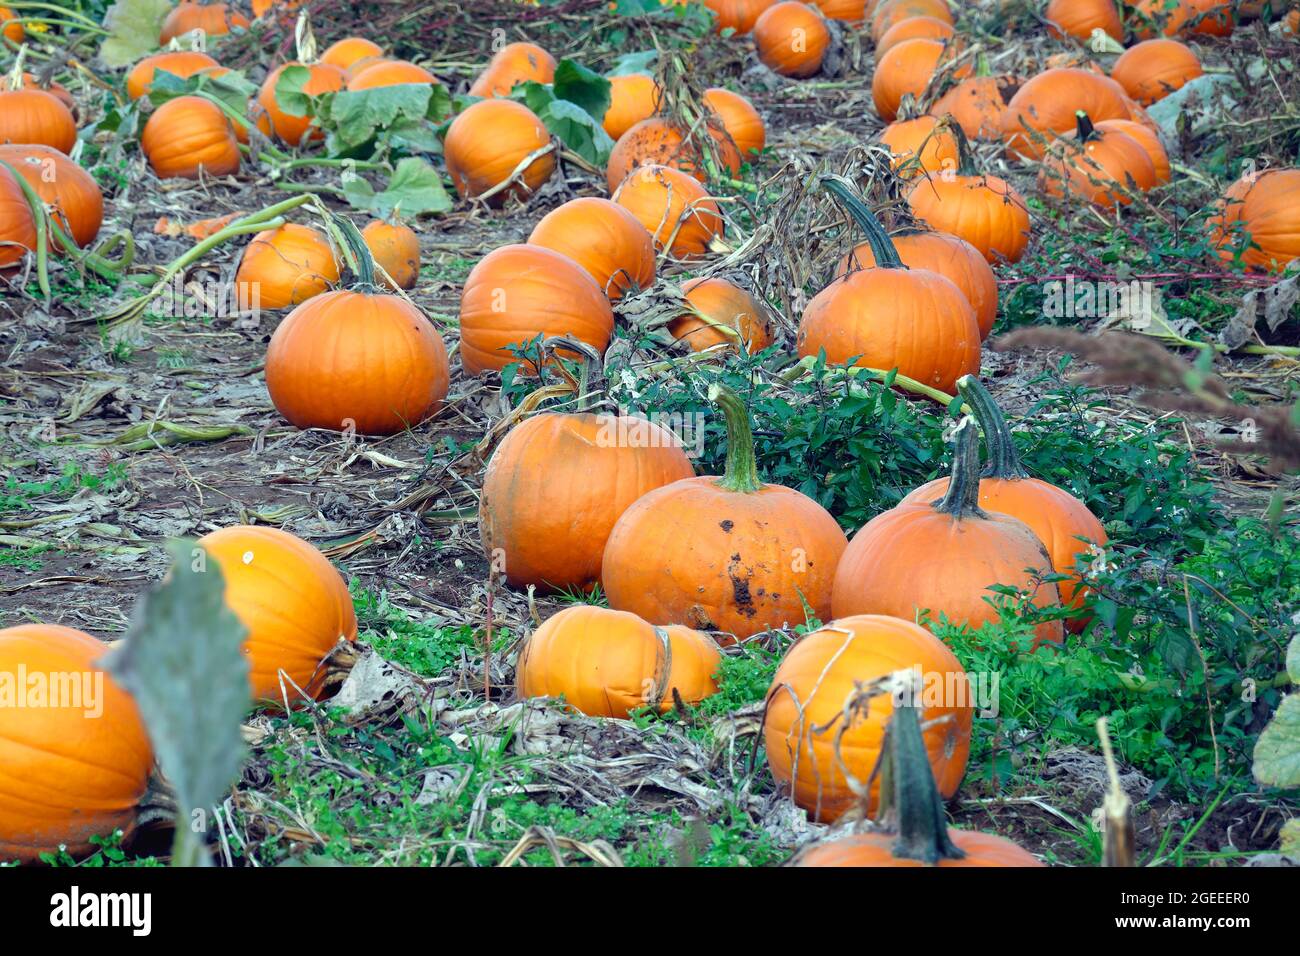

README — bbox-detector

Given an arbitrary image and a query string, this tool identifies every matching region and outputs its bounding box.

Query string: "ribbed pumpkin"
[835,227,996,340]
[1096,118,1170,184]
[0,624,154,863]
[0,84,77,154]
[516,606,720,718]
[872,38,966,122]
[235,222,339,310]
[0,164,36,268]
[20,72,76,116]
[703,87,767,157]
[790,694,1040,864]
[601,385,848,640]
[901,376,1108,632]
[345,59,438,91]
[444,98,554,205]
[812,0,864,21]
[870,0,953,42]
[468,42,556,98]
[1208,167,1300,274]
[605,117,743,193]
[126,50,221,100]
[1131,0,1234,37]
[832,418,1065,646]
[1,6,23,43]
[603,73,662,140]
[800,178,980,393]
[197,525,357,703]
[612,163,724,258]
[528,197,656,300]
[877,14,954,55]
[321,37,383,72]
[929,75,1019,141]
[1044,0,1123,41]
[880,114,959,179]
[458,244,614,375]
[1001,68,1132,161]
[158,2,249,43]
[764,614,971,822]
[1039,111,1157,207]
[1110,38,1203,106]
[753,2,831,78]
[265,220,449,435]
[0,146,102,249]
[705,0,778,32]
[668,277,776,352]
[362,218,420,290]
[256,62,345,146]
[140,95,240,179]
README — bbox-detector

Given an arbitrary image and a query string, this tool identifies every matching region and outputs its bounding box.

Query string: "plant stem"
[933,417,986,519]
[820,175,905,268]
[956,375,1029,479]
[706,383,763,493]
[880,696,966,864]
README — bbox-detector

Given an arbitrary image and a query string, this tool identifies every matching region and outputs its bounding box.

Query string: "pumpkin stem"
[540,335,604,411]
[706,383,763,494]
[820,175,905,270]
[7,44,27,91]
[1075,110,1097,143]
[949,120,979,177]
[956,375,1029,480]
[932,416,987,520]
[311,198,378,290]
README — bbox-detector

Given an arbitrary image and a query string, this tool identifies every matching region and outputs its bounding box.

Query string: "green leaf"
[537,98,615,167]
[104,539,250,867]
[609,51,658,76]
[1253,694,1300,789]
[553,59,612,121]
[324,84,448,152]
[146,69,257,125]
[1280,818,1300,857]
[342,157,452,218]
[99,0,172,68]
[1288,634,1300,685]
[273,65,315,119]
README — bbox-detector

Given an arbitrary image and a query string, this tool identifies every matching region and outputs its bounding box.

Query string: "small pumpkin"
[604,117,742,193]
[468,42,556,98]
[872,37,966,122]
[603,73,662,140]
[0,164,36,268]
[1044,0,1123,42]
[764,614,971,822]
[753,1,832,78]
[1131,0,1234,37]
[320,37,384,72]
[0,624,154,863]
[1,6,23,43]
[257,62,346,146]
[876,14,955,55]
[704,0,779,32]
[1095,117,1170,184]
[444,98,555,205]
[158,2,249,43]
[235,222,339,310]
[703,87,766,156]
[0,145,102,249]
[879,114,959,179]
[832,417,1065,646]
[1000,68,1132,161]
[458,244,615,375]
[601,384,849,640]
[126,50,222,100]
[1039,111,1157,207]
[140,95,240,179]
[1110,38,1203,106]
[612,163,724,258]
[0,71,77,154]
[345,59,439,91]
[197,525,358,703]
[528,196,656,300]
[362,218,420,290]
[1208,167,1300,274]
[516,606,720,718]
[870,0,953,42]
[929,75,1020,141]
[800,177,981,392]
[668,277,776,352]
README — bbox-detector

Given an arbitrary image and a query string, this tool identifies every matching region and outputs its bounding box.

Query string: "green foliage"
[341,157,452,217]
[1,460,129,516]
[509,60,616,167]
[98,0,170,67]
[352,586,509,677]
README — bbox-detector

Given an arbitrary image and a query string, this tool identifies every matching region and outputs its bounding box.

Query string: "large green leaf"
[538,99,615,167]
[342,157,452,218]
[99,0,171,68]
[323,84,453,154]
[1287,634,1299,684]
[1254,693,1300,790]
[553,59,611,122]
[609,51,658,76]
[147,68,257,125]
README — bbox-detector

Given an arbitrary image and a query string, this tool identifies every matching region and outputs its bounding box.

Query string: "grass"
[0,461,129,517]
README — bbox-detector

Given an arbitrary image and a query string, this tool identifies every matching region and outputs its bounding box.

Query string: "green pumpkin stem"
[1075,110,1097,143]
[707,383,763,494]
[312,199,379,290]
[932,416,986,519]
[541,336,604,412]
[956,375,1029,480]
[820,175,905,270]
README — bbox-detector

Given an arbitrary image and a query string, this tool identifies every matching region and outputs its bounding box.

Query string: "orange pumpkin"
[668,277,776,352]
[458,244,615,375]
[812,0,865,21]
[528,196,656,300]
[345,60,439,91]
[605,117,743,193]
[1044,0,1123,42]
[444,98,555,205]
[251,0,305,19]
[872,38,968,122]
[901,376,1108,632]
[603,73,662,141]
[126,50,222,100]
[1001,68,1132,161]
[612,163,724,258]
[1039,111,1157,207]
[196,526,358,703]
[705,0,779,32]
[20,73,76,116]
[1208,167,1300,274]
[235,222,339,310]
[870,0,953,42]
[929,75,1020,141]
[158,2,249,44]
[0,87,77,154]
[1110,38,1203,106]
[140,95,240,179]
[1,6,23,43]
[1131,0,1234,37]
[601,385,849,639]
[256,62,345,146]
[320,37,384,72]
[0,624,154,863]
[468,42,556,98]
[832,418,1065,646]
[515,606,720,718]
[362,219,420,290]
[877,14,955,55]
[703,87,766,156]
[0,164,36,268]
[753,2,832,78]
[879,114,959,179]
[764,614,971,822]
[0,145,102,249]
[1095,118,1170,184]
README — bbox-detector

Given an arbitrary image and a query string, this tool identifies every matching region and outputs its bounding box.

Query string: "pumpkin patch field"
[2,0,1300,874]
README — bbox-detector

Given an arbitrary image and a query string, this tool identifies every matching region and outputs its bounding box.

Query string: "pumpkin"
[603,73,662,140]
[870,0,953,42]
[0,624,154,863]
[705,0,779,32]
[235,222,339,310]
[1039,111,1157,207]
[1287,8,1300,34]
[790,692,1040,864]
[362,218,420,290]
[703,87,767,157]
[764,614,971,822]
[20,73,76,116]
[601,385,848,640]
[812,0,865,21]
[929,75,1020,141]
[0,145,102,249]
[256,62,345,146]
[516,606,720,718]
[197,525,358,703]
[0,164,36,268]
[158,2,249,43]
[444,98,554,205]
[835,227,996,340]
[140,95,240,179]
[345,60,438,91]
[877,14,955,55]
[468,42,556,98]
[832,418,1065,645]
[458,244,614,375]
[1095,117,1170,184]
[0,85,77,154]
[528,196,656,300]
[801,177,980,391]
[605,117,743,193]
[612,163,724,258]
[1208,167,1300,274]
[1110,38,1203,106]
[126,50,222,100]
[1,6,23,43]
[879,114,959,179]
[1044,0,1123,42]
[872,38,967,121]
[668,277,776,352]
[251,0,304,18]
[1001,68,1132,161]
[901,376,1108,632]
[753,2,832,78]
[321,37,384,72]
[1131,0,1234,37]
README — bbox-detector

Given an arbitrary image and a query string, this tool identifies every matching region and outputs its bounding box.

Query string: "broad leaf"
[538,98,615,167]
[1288,634,1300,684]
[273,65,315,119]
[609,50,658,76]
[147,69,257,126]
[1254,693,1300,789]
[553,59,611,121]
[99,0,171,67]
[342,157,452,218]
[324,84,452,154]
